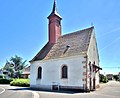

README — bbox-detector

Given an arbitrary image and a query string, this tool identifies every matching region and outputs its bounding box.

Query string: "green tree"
[113,75,119,81]
[99,74,108,83]
[3,55,28,78]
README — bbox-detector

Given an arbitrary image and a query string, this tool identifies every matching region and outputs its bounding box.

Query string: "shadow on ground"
[7,87,89,94]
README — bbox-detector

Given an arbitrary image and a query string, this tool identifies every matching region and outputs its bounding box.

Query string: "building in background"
[106,74,113,80]
[22,66,30,79]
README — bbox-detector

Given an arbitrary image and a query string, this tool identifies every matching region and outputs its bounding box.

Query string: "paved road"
[37,81,120,98]
[93,81,120,98]
[0,81,120,98]
[0,85,33,98]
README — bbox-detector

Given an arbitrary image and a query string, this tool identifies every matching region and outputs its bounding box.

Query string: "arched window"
[61,65,68,79]
[38,66,42,79]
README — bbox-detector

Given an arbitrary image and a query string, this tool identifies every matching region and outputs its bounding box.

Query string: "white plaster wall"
[30,55,86,89]
[30,63,37,85]
[87,30,99,65]
[87,29,100,87]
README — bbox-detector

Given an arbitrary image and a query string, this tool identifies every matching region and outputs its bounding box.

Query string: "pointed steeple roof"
[48,0,62,19]
[52,0,57,14]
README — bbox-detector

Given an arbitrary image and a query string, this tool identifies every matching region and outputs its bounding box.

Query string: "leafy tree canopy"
[3,55,28,78]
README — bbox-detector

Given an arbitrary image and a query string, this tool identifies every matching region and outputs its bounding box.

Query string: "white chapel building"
[30,0,102,92]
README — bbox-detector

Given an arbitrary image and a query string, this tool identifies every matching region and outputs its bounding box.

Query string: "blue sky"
[0,0,120,74]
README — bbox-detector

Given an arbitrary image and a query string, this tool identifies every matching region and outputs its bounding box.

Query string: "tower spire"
[48,0,62,19]
[47,0,62,44]
[52,0,57,14]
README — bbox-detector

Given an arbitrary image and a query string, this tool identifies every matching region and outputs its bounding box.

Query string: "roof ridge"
[61,26,94,38]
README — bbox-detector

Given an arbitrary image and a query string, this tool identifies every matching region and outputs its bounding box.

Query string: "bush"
[0,75,3,79]
[102,77,108,83]
[10,79,30,87]
[113,75,119,81]
[99,74,108,83]
[0,78,13,84]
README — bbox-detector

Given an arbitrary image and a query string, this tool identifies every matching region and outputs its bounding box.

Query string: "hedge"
[0,75,3,78]
[10,79,30,87]
[0,78,13,84]
[100,74,108,83]
[102,77,108,83]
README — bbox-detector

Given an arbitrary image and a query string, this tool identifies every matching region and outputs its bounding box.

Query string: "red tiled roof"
[30,26,94,62]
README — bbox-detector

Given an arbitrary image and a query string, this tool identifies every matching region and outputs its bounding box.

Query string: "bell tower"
[47,0,62,44]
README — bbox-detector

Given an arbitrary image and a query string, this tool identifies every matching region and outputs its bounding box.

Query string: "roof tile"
[31,27,94,62]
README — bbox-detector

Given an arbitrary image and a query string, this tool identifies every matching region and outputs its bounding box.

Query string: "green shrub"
[10,79,30,87]
[113,75,119,81]
[102,77,108,83]
[0,75,3,79]
[99,74,108,83]
[0,78,13,84]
